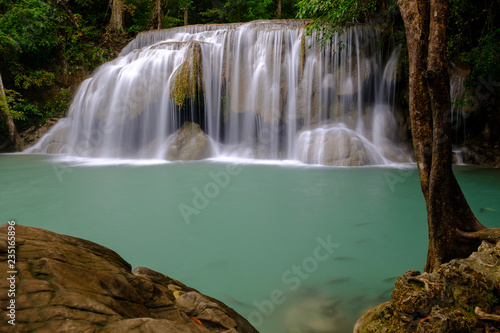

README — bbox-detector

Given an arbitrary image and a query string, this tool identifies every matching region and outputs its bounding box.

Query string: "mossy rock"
[170,42,204,108]
[355,241,500,333]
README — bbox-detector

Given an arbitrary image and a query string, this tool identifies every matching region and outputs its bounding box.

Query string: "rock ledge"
[0,223,257,333]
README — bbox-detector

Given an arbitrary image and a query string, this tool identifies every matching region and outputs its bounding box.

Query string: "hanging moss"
[170,42,204,109]
[301,33,306,71]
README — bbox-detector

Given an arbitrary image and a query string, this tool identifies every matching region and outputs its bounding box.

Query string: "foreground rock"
[355,241,500,333]
[166,122,214,161]
[0,224,257,333]
[296,124,385,166]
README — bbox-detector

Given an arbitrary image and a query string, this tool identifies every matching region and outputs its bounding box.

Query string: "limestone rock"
[26,122,70,154]
[355,241,500,333]
[296,124,384,166]
[454,145,500,167]
[380,143,411,163]
[0,223,257,333]
[166,122,214,160]
[21,118,62,149]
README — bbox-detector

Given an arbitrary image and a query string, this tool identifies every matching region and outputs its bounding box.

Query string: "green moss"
[301,33,306,71]
[170,42,204,109]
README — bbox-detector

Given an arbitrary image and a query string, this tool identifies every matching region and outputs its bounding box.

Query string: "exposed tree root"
[475,307,500,322]
[458,228,500,244]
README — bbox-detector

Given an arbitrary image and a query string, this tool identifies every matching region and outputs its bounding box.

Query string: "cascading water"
[449,63,472,164]
[27,20,409,166]
[449,63,470,143]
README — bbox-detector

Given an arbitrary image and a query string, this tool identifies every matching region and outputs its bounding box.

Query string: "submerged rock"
[166,122,214,160]
[355,241,500,333]
[284,297,350,333]
[0,223,257,333]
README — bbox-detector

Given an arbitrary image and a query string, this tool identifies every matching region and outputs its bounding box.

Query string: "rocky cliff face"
[355,241,500,333]
[0,223,257,333]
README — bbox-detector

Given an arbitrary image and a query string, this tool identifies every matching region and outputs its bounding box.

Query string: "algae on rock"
[170,42,204,109]
[355,241,500,333]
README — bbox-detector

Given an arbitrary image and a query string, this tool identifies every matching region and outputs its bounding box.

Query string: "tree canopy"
[297,0,376,45]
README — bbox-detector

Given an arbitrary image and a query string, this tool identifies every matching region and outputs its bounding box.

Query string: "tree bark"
[59,0,80,28]
[276,0,281,18]
[107,0,125,33]
[398,0,487,272]
[149,0,166,30]
[184,6,188,26]
[0,73,24,151]
[157,0,162,29]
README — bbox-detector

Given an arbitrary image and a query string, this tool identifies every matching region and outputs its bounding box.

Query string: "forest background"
[0,0,498,150]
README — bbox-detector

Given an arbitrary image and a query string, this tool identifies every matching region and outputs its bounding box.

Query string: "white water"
[27,20,409,166]
[449,63,469,143]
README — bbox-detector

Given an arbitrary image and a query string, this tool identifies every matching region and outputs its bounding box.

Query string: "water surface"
[1,154,499,332]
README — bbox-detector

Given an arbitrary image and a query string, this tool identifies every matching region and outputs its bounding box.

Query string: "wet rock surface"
[166,122,214,161]
[355,241,500,333]
[296,125,384,166]
[0,223,257,333]
[454,145,500,167]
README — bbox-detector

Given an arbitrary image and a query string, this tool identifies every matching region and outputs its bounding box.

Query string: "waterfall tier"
[27,20,409,166]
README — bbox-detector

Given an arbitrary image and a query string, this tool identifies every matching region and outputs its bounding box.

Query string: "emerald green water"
[1,154,499,332]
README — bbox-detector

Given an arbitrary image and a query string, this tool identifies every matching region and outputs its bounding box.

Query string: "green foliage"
[4,89,43,123]
[0,0,116,134]
[447,0,499,97]
[161,15,183,29]
[13,69,55,90]
[297,0,376,45]
[464,28,500,86]
[245,0,274,20]
[0,30,20,56]
[44,88,71,118]
[200,0,277,23]
[125,0,152,34]
[4,87,69,129]
[0,0,59,58]
[280,0,302,19]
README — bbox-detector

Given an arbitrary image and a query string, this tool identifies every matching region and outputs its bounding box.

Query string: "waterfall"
[27,20,409,166]
[449,63,470,144]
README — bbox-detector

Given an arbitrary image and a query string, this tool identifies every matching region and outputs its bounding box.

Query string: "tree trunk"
[184,6,188,26]
[156,0,162,29]
[107,0,125,33]
[59,0,80,28]
[0,73,24,151]
[149,0,165,30]
[276,0,281,18]
[397,0,486,272]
